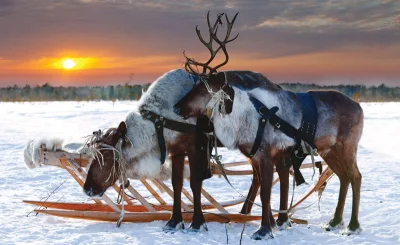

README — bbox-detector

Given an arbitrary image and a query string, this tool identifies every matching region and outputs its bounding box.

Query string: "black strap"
[296,93,318,149]
[154,118,167,164]
[247,94,318,186]
[290,93,318,185]
[140,109,197,164]
[195,117,213,181]
[140,110,197,134]
[249,97,299,141]
[247,97,280,158]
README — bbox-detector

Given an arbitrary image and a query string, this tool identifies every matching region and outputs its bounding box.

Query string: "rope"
[84,129,131,227]
[200,76,232,121]
[206,135,330,216]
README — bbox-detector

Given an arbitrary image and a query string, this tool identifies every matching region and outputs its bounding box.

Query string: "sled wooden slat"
[63,158,128,210]
[140,180,166,205]
[153,180,192,212]
[111,184,134,205]
[24,199,246,212]
[33,209,311,224]
[59,159,103,204]
[151,180,166,193]
[34,209,263,223]
[126,185,156,212]
[181,187,195,204]
[201,188,228,213]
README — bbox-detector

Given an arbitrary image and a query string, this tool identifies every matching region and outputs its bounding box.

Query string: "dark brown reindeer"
[175,13,364,240]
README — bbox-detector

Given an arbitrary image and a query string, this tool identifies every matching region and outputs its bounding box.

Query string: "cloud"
[0,0,398,60]
[0,0,399,85]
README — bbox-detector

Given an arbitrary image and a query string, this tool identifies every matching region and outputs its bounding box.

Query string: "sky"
[0,0,399,87]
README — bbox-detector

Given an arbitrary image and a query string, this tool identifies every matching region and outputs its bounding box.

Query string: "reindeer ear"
[117,121,127,136]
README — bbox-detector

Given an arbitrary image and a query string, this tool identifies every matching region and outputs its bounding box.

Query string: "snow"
[1,101,399,244]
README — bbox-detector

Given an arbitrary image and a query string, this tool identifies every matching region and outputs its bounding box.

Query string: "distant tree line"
[0,82,399,102]
[280,83,400,102]
[0,83,151,102]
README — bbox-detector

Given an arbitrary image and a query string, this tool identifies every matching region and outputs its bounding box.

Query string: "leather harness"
[247,92,319,185]
[140,109,214,181]
[140,109,197,164]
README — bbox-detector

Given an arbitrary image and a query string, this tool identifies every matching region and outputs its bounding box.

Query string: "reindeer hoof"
[187,223,208,232]
[250,226,274,240]
[324,219,344,231]
[163,220,185,232]
[277,219,292,230]
[341,223,362,235]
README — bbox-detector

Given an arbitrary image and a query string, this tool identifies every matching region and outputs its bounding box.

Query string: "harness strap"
[296,93,318,149]
[247,94,318,186]
[154,118,167,164]
[247,97,280,158]
[140,110,197,134]
[140,109,197,164]
[248,96,301,158]
[249,96,299,141]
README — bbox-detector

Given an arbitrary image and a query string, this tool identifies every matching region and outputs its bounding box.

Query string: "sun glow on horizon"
[63,59,76,69]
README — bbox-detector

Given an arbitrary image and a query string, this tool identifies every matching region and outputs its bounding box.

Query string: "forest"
[0,83,399,102]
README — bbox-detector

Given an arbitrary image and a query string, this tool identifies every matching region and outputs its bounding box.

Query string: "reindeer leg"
[322,148,349,231]
[163,154,185,232]
[326,174,349,231]
[187,149,207,232]
[240,161,260,214]
[251,158,275,240]
[276,167,291,229]
[346,164,362,234]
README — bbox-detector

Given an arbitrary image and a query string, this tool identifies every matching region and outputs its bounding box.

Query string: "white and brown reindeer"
[174,12,364,240]
[81,12,295,233]
[80,13,285,232]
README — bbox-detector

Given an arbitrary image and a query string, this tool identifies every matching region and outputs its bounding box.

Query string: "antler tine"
[211,46,229,72]
[224,13,239,43]
[208,12,239,72]
[183,50,213,75]
[185,11,225,75]
[183,11,238,76]
[212,12,239,45]
[207,11,223,34]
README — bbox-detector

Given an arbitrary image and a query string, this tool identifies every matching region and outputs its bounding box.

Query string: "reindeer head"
[174,11,239,120]
[83,122,130,197]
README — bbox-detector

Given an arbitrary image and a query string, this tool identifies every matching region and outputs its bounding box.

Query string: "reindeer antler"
[184,11,239,77]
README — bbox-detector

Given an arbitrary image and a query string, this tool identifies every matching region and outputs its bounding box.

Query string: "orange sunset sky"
[0,0,399,87]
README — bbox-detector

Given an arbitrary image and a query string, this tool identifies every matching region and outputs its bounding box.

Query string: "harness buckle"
[275,123,281,129]
[258,106,266,115]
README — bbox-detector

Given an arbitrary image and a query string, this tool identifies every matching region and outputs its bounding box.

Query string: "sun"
[63,59,76,69]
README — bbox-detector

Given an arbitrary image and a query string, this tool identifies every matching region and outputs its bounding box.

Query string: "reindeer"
[174,12,364,240]
[81,69,274,231]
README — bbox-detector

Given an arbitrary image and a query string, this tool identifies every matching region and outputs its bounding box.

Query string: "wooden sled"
[24,149,334,226]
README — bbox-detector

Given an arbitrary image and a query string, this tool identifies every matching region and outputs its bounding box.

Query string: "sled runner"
[24,149,333,225]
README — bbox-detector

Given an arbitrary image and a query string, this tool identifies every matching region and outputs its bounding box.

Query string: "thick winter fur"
[23,136,182,181]
[118,69,199,180]
[24,137,64,168]
[175,71,364,239]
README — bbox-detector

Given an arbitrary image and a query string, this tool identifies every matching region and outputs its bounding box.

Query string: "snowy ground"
[0,101,399,244]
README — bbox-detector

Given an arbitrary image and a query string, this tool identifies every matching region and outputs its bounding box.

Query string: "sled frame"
[24,150,333,225]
